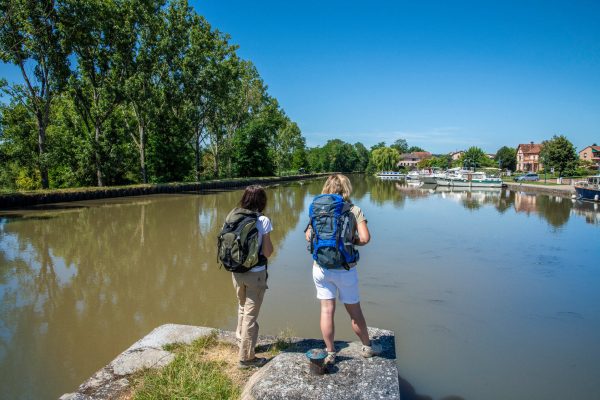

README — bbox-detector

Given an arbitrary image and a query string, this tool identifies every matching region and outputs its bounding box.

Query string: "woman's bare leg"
[320,299,336,351]
[344,302,371,346]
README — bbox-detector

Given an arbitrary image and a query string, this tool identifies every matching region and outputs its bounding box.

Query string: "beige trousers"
[232,270,268,361]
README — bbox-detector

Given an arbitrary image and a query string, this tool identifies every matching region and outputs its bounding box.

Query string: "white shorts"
[312,263,360,304]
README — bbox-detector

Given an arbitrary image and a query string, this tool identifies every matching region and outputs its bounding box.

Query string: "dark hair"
[240,185,267,212]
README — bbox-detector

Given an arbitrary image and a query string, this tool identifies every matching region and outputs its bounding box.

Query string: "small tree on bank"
[540,135,577,177]
[495,146,517,171]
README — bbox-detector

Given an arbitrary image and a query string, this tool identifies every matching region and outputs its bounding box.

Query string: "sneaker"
[360,343,382,358]
[238,357,268,369]
[323,351,336,366]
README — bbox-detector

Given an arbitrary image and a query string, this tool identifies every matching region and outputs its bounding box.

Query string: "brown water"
[1,176,599,400]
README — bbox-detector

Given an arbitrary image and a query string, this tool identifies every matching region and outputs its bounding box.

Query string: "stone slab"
[241,327,400,400]
[110,347,174,376]
[125,324,214,352]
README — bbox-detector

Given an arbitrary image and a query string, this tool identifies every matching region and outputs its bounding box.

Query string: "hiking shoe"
[238,357,268,369]
[324,351,336,366]
[360,343,382,358]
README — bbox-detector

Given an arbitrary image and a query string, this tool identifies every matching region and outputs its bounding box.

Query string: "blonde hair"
[322,174,352,201]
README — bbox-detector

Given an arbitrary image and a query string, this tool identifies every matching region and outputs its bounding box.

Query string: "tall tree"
[0,0,69,188]
[122,0,165,183]
[354,142,370,172]
[540,135,577,177]
[61,0,129,186]
[390,138,409,154]
[460,146,493,169]
[495,146,516,171]
[274,118,304,174]
[371,147,400,171]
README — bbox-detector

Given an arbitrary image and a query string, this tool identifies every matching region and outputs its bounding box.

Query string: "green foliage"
[131,332,240,400]
[460,146,494,169]
[370,142,386,151]
[408,145,425,153]
[418,154,452,169]
[306,139,361,173]
[390,138,408,154]
[371,147,400,171]
[354,142,370,172]
[0,0,305,190]
[495,146,517,171]
[540,135,578,177]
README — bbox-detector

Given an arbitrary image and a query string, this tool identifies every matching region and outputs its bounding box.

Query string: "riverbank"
[0,173,328,209]
[504,181,576,198]
[59,324,399,400]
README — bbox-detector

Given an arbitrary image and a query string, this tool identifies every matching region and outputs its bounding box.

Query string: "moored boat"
[575,175,600,202]
[439,171,502,188]
[376,171,405,179]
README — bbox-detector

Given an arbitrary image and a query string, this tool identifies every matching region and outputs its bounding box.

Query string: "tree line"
[0,1,592,191]
[0,0,307,190]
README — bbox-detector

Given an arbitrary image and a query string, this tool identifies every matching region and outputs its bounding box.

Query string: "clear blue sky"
[192,0,600,153]
[1,1,598,153]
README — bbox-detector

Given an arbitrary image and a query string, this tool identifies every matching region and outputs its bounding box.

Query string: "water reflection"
[1,176,599,400]
[0,183,310,399]
[368,176,600,227]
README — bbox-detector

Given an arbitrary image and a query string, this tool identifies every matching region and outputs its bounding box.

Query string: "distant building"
[397,152,432,168]
[450,151,464,161]
[579,145,600,168]
[516,142,543,172]
[486,154,495,159]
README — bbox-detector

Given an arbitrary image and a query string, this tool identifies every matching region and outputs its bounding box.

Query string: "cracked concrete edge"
[59,323,217,400]
[59,324,397,400]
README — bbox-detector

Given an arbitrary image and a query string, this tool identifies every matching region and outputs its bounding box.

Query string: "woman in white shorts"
[305,174,381,365]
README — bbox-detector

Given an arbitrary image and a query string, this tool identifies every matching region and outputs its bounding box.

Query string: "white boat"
[376,171,405,180]
[406,171,420,180]
[437,171,502,188]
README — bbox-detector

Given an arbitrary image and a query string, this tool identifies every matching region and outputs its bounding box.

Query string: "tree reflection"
[0,181,309,399]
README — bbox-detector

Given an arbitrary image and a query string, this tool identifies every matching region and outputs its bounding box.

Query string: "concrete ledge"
[59,324,400,400]
[1,174,328,209]
[241,327,399,400]
[505,182,576,198]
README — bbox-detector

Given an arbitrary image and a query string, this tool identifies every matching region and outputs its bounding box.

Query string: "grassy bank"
[0,174,328,208]
[126,331,294,400]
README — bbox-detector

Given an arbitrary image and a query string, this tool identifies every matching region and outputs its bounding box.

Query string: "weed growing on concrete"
[130,332,240,400]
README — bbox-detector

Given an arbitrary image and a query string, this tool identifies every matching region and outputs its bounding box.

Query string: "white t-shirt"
[252,215,273,272]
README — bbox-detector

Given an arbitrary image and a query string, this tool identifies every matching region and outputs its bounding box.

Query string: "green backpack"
[217,208,266,273]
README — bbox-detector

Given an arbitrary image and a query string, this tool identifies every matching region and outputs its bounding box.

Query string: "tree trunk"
[213,146,219,178]
[95,124,104,187]
[139,120,147,184]
[36,113,49,189]
[195,134,201,182]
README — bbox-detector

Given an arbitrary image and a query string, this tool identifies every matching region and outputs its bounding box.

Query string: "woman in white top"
[232,185,273,368]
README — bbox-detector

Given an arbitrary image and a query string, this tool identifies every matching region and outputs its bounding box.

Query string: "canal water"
[1,175,599,400]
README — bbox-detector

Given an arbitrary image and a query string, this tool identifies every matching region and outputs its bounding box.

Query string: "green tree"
[354,142,370,172]
[408,146,425,152]
[495,146,516,171]
[274,118,305,174]
[371,147,400,171]
[122,0,165,183]
[0,0,69,188]
[540,135,577,177]
[370,142,386,152]
[61,0,131,186]
[460,146,493,169]
[0,102,39,189]
[390,138,408,154]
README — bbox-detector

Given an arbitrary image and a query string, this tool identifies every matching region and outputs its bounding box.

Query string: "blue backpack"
[307,194,359,269]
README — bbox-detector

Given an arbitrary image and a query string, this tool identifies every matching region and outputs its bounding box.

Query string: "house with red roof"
[516,142,543,172]
[397,152,432,169]
[579,145,600,168]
